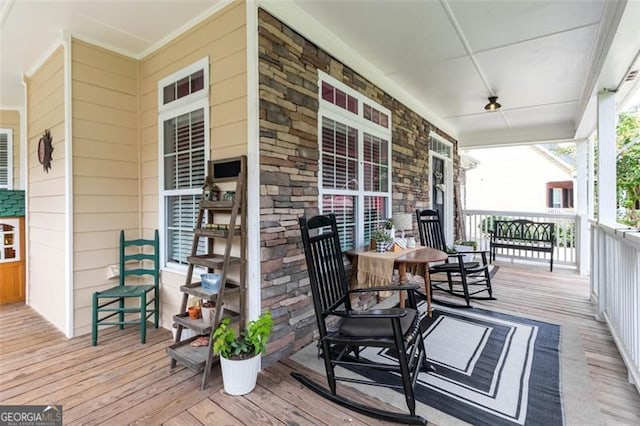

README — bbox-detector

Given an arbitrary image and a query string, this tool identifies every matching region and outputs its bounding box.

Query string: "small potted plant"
[453,240,478,262]
[370,228,393,252]
[383,218,395,239]
[211,311,273,395]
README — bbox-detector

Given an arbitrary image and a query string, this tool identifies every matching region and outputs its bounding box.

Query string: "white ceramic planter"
[384,227,395,240]
[220,354,261,395]
[454,244,475,263]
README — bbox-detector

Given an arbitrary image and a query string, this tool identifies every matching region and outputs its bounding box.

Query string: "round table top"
[395,246,448,265]
[346,245,448,265]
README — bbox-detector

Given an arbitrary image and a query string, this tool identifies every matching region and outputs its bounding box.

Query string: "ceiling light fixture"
[484,96,502,111]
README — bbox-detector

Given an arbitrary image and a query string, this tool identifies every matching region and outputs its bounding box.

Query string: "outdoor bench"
[490,219,555,271]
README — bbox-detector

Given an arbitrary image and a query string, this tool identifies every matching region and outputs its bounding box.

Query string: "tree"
[616,108,640,227]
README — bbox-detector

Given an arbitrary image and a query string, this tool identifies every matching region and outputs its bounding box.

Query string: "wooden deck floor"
[1,262,639,425]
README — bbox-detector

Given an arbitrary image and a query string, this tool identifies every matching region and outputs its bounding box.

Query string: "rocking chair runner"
[416,209,494,307]
[295,214,429,425]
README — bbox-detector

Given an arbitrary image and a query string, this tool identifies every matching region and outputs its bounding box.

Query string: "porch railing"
[462,209,578,267]
[591,222,640,394]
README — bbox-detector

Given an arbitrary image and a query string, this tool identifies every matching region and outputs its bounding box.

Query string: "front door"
[432,157,446,221]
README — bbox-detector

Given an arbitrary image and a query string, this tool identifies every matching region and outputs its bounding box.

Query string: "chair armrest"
[332,308,408,319]
[349,284,420,294]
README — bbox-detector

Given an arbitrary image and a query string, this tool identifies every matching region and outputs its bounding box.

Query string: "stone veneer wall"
[258,9,460,364]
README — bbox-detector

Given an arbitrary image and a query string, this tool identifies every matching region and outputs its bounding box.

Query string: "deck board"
[1,262,639,425]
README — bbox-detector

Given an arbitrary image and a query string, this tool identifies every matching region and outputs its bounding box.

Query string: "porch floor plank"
[0,263,639,425]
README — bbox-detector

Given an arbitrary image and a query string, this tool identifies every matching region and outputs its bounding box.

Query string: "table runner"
[355,246,423,288]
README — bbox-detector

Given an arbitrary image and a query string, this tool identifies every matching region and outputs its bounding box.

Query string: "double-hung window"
[318,72,392,250]
[158,58,209,268]
[0,128,13,190]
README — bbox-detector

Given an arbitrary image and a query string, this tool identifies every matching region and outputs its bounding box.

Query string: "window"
[0,128,13,190]
[552,188,562,208]
[428,132,454,242]
[158,58,209,268]
[429,133,451,158]
[318,72,392,250]
[546,181,573,209]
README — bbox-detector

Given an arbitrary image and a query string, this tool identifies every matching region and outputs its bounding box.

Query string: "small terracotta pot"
[188,306,201,319]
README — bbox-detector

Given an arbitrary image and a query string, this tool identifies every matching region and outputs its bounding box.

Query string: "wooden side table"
[346,246,447,313]
[395,247,448,314]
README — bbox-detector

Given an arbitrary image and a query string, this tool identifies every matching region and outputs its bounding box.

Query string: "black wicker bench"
[490,219,555,271]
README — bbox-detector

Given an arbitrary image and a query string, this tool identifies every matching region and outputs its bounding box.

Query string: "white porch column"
[594,90,617,320]
[587,135,595,219]
[575,139,590,275]
[596,90,617,225]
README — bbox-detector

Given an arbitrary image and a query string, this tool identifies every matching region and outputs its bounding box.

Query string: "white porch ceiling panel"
[1,0,639,148]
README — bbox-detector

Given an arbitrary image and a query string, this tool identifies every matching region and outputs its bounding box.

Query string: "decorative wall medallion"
[38,129,53,173]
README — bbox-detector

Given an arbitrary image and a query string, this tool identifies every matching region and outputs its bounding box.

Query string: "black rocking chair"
[294,214,428,425]
[416,209,495,307]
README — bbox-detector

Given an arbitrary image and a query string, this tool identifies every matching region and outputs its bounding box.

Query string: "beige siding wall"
[71,39,140,336]
[26,46,67,331]
[0,110,22,189]
[140,0,248,327]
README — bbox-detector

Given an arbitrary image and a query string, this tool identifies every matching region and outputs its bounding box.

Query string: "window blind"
[0,131,9,189]
[163,108,206,265]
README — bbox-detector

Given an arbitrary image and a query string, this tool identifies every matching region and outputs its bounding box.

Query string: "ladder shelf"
[165,156,246,390]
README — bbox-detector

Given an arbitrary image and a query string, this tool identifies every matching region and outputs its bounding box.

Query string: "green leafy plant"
[383,218,394,230]
[212,311,273,361]
[454,240,478,250]
[371,228,393,243]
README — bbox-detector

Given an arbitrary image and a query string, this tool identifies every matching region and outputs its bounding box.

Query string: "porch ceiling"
[1,0,639,148]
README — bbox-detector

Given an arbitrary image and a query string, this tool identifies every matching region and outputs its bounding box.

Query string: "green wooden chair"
[92,230,160,346]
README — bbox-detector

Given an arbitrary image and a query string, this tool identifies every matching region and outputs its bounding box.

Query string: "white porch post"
[594,90,617,319]
[587,135,595,219]
[575,139,590,275]
[596,90,617,225]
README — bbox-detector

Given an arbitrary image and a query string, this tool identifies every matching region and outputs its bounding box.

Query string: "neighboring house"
[1,3,461,364]
[464,145,575,213]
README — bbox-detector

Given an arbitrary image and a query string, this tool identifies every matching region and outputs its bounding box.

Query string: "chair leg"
[140,293,147,344]
[459,272,471,307]
[92,293,99,346]
[484,268,494,298]
[153,288,159,329]
[320,340,337,395]
[481,252,494,299]
[393,320,416,416]
[119,297,125,330]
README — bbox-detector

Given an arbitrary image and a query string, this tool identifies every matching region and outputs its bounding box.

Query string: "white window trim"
[157,57,209,115]
[157,58,210,273]
[318,71,393,248]
[0,128,13,190]
[429,131,454,244]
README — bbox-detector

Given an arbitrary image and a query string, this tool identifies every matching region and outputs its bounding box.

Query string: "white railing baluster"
[590,223,640,395]
[462,209,578,267]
